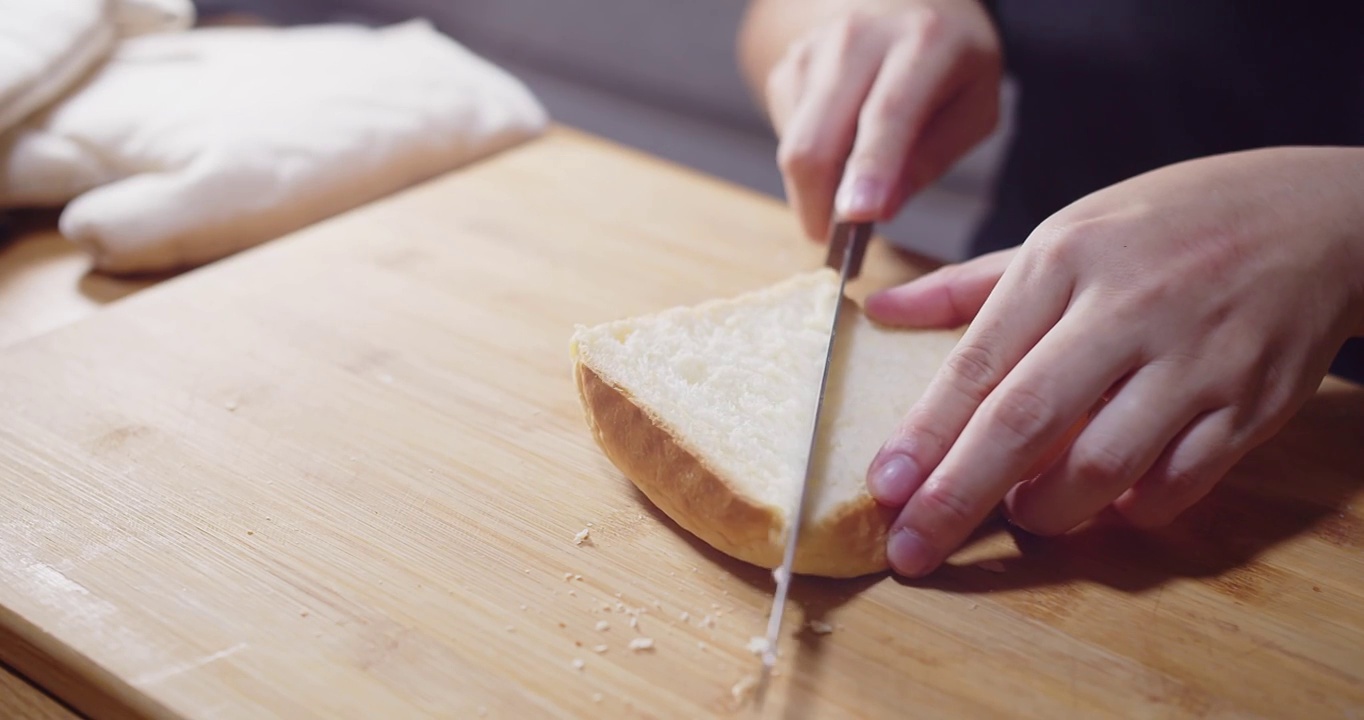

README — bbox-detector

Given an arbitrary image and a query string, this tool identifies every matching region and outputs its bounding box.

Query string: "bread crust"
[573,361,893,579]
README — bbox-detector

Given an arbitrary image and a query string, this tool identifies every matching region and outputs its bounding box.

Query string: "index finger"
[886,307,1138,577]
[867,254,1067,508]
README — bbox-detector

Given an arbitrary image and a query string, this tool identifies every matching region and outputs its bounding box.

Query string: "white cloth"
[0,0,113,133]
[0,19,548,274]
[0,0,193,133]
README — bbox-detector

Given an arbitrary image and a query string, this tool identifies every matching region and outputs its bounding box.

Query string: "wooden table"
[0,212,158,351]
[1,127,1361,719]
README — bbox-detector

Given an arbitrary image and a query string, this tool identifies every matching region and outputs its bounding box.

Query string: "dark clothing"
[976,2,1364,382]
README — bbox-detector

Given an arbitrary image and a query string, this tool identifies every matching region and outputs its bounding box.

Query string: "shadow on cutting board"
[903,379,1364,597]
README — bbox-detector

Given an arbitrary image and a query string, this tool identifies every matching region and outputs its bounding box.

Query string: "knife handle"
[825,221,872,279]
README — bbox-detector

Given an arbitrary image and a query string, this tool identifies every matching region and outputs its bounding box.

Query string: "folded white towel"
[0,19,548,274]
[0,0,114,134]
[0,0,194,134]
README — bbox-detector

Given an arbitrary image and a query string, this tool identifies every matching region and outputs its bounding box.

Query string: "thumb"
[865,247,1015,328]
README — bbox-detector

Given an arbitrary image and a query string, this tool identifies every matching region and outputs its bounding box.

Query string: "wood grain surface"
[0,663,81,720]
[0,212,160,350]
[0,127,1361,719]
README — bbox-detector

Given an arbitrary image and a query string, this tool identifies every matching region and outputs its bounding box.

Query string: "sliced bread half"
[570,269,964,578]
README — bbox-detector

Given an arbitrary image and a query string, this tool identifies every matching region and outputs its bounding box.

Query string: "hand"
[863,147,1364,577]
[742,0,1002,241]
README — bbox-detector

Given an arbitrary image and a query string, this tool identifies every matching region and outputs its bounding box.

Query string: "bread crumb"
[771,566,788,584]
[224,400,238,411]
[573,528,591,546]
[697,641,707,651]
[679,611,690,622]
[808,620,834,635]
[614,592,622,598]
[568,589,576,597]
[520,604,528,611]
[524,568,531,574]
[615,602,625,612]
[592,644,609,653]
[572,658,585,671]
[600,602,612,612]
[592,693,603,703]
[628,616,638,629]
[699,615,715,629]
[563,572,573,581]
[652,599,662,609]
[637,513,644,520]
[970,602,979,610]
[595,620,610,632]
[977,559,1006,573]
[627,638,655,652]
[746,637,771,656]
[731,674,758,705]
[574,574,583,581]
[586,522,594,527]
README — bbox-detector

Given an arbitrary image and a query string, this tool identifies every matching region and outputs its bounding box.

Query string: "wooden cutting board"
[1,127,1361,719]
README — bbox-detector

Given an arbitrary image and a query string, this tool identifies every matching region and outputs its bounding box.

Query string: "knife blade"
[754,221,872,701]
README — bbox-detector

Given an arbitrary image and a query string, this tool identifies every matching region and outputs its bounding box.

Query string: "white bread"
[569,269,964,578]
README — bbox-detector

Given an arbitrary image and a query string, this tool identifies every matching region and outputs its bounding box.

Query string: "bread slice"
[569,269,964,578]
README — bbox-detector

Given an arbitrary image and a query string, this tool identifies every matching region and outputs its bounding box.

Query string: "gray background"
[195,0,1018,262]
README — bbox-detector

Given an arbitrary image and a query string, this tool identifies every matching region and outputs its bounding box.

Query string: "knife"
[754,221,872,702]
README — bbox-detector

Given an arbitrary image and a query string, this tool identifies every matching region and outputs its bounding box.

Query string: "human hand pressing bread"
[738,0,1002,241]
[862,148,1364,577]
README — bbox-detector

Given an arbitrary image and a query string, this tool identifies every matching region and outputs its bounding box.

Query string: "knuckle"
[777,138,837,180]
[1140,465,1220,528]
[1072,441,1138,482]
[826,13,870,50]
[943,341,1001,403]
[908,5,948,45]
[764,62,795,100]
[893,412,952,462]
[987,386,1056,447]
[1160,466,1207,497]
[1031,231,1081,270]
[917,480,977,527]
[866,88,915,127]
[1030,216,1107,269]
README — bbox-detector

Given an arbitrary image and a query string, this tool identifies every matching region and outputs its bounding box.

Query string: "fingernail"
[834,176,886,219]
[868,454,919,506]
[888,528,935,577]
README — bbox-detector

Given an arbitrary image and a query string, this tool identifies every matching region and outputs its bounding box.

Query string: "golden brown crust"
[573,360,892,579]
